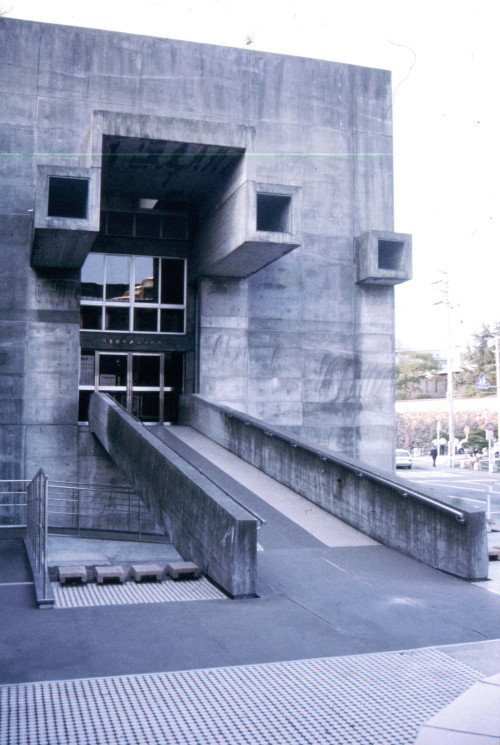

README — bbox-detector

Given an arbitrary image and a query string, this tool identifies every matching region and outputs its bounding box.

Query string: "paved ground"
[403,455,500,525]
[1,428,500,744]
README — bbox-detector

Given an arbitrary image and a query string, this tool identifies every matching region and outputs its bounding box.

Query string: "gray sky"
[4,0,499,355]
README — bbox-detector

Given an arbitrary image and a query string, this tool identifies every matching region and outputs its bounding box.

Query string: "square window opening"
[377,240,405,270]
[256,194,291,232]
[48,177,89,219]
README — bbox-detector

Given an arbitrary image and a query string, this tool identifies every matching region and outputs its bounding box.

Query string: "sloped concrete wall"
[180,395,488,580]
[89,393,257,597]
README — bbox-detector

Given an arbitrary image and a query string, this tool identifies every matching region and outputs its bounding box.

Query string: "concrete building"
[0,16,411,490]
[3,24,498,743]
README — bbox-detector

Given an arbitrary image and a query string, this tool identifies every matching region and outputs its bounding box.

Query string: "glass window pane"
[98,354,127,386]
[132,393,160,422]
[107,211,134,236]
[161,259,185,304]
[105,306,130,331]
[79,352,95,385]
[80,306,102,330]
[78,391,92,422]
[164,352,183,387]
[106,255,130,301]
[133,356,160,387]
[160,309,184,333]
[134,257,159,303]
[136,212,161,238]
[163,391,179,423]
[162,214,188,240]
[81,254,104,300]
[134,308,157,332]
[109,392,127,408]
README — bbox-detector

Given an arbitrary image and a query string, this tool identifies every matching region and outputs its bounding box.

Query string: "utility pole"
[433,271,455,467]
[496,336,500,443]
[446,297,455,467]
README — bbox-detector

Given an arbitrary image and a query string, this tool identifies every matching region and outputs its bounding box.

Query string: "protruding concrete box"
[356,230,412,285]
[190,181,302,279]
[31,165,100,269]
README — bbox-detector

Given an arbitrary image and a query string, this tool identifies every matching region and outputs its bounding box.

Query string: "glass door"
[79,351,182,424]
[97,353,128,409]
[131,354,161,422]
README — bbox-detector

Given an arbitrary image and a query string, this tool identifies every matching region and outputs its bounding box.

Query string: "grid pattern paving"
[52,578,227,608]
[0,648,484,745]
[170,427,378,548]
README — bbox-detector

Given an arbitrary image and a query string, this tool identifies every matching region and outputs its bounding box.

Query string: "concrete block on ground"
[58,565,87,584]
[95,565,126,584]
[165,561,201,580]
[128,563,163,582]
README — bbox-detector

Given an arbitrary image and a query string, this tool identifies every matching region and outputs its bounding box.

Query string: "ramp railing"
[0,480,29,527]
[25,470,52,607]
[47,480,161,540]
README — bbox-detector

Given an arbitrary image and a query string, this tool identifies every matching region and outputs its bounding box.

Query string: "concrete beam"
[88,392,257,597]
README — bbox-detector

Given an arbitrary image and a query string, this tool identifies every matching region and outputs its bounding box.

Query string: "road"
[397,457,500,527]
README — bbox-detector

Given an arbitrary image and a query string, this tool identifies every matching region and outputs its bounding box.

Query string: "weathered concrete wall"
[0,16,406,481]
[24,271,81,483]
[89,392,257,596]
[180,395,488,580]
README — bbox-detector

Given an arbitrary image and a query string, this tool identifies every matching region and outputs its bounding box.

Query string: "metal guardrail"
[0,480,29,526]
[0,477,161,540]
[47,480,155,539]
[25,470,52,606]
[3,471,163,608]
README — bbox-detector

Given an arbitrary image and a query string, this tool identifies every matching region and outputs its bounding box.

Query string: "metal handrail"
[0,479,29,525]
[45,477,155,540]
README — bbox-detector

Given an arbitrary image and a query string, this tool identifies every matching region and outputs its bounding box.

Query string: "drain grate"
[0,648,484,745]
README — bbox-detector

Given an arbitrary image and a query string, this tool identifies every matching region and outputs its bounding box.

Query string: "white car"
[396,449,412,469]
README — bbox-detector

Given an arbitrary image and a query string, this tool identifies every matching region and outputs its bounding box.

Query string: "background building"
[0,17,411,486]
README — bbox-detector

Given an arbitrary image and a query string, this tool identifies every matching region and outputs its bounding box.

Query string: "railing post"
[42,473,49,601]
[77,486,81,536]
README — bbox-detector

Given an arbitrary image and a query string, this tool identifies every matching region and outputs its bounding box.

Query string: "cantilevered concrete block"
[189,181,302,280]
[31,165,100,269]
[356,230,412,285]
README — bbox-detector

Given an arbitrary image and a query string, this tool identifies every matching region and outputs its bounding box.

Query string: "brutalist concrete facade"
[0,17,411,484]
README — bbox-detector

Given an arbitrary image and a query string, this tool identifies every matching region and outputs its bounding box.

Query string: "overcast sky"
[4,0,499,356]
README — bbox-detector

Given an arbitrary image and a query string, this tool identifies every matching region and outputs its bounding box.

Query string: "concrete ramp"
[88,393,257,598]
[179,394,488,580]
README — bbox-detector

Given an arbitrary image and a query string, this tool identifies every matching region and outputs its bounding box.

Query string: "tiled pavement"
[51,577,227,608]
[0,648,487,745]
